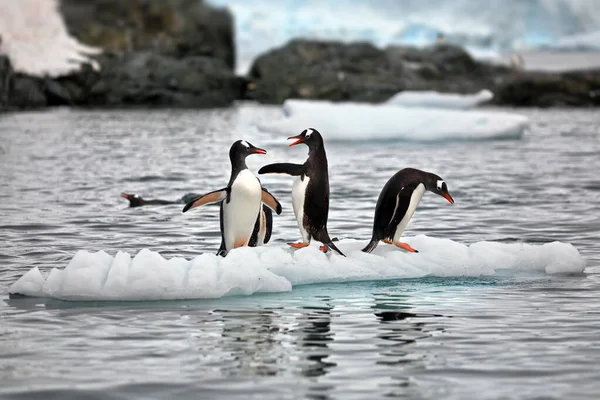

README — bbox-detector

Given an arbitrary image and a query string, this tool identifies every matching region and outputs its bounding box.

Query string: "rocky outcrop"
[491,70,600,107]
[60,0,235,70]
[247,39,514,104]
[247,39,600,107]
[60,52,245,108]
[0,55,11,110]
[0,52,245,110]
[0,0,242,111]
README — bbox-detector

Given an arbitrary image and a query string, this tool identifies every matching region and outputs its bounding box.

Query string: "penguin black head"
[424,174,454,204]
[229,140,267,164]
[121,193,144,207]
[287,128,323,150]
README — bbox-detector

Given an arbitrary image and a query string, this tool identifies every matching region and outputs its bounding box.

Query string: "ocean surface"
[1,105,599,399]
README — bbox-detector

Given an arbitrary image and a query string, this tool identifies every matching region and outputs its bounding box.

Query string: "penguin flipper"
[261,187,282,214]
[387,186,416,232]
[182,188,228,213]
[258,163,303,176]
[263,205,273,244]
[217,203,227,256]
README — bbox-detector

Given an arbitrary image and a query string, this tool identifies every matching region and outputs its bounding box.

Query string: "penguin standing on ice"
[183,140,282,257]
[362,168,454,254]
[258,128,345,256]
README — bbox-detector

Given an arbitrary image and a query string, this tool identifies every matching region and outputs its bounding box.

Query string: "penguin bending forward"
[362,168,454,254]
[183,140,282,257]
[258,128,345,256]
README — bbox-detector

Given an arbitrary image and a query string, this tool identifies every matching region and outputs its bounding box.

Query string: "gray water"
[1,105,599,400]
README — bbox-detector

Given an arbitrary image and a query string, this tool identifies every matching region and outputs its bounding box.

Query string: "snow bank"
[9,236,585,301]
[258,100,528,142]
[386,89,493,109]
[0,0,100,77]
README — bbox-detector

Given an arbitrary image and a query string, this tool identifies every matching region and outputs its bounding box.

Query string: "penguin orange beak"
[252,147,267,154]
[442,191,454,204]
[287,135,304,146]
[121,193,133,200]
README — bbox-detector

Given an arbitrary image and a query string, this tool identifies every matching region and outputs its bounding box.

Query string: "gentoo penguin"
[182,140,282,257]
[121,192,200,207]
[121,192,181,207]
[258,128,345,256]
[362,168,454,254]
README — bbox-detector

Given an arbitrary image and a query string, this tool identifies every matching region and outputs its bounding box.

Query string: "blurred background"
[1,0,600,109]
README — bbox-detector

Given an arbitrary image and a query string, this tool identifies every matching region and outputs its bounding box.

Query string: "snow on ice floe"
[257,100,529,142]
[9,236,586,301]
[385,89,493,109]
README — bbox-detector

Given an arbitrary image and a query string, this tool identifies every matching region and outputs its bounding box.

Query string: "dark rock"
[492,70,600,107]
[0,55,12,110]
[248,40,513,104]
[248,40,408,104]
[9,75,47,109]
[61,0,235,70]
[73,51,244,108]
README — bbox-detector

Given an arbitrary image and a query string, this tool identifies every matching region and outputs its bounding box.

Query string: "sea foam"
[258,100,529,142]
[9,236,585,301]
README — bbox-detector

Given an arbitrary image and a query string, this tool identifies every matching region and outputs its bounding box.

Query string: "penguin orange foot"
[395,242,418,253]
[288,242,309,248]
[320,244,328,252]
[383,239,393,244]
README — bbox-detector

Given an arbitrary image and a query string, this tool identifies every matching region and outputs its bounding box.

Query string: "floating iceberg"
[385,89,493,109]
[0,0,100,77]
[9,236,585,301]
[258,100,529,142]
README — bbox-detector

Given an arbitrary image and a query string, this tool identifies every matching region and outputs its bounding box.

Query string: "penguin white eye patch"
[241,140,250,148]
[436,180,445,190]
[304,128,313,138]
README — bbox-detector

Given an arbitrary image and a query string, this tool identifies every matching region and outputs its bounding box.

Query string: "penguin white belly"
[223,169,262,250]
[292,175,311,243]
[393,183,425,242]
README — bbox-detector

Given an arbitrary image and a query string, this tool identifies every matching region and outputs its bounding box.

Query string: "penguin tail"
[326,240,346,257]
[361,239,379,254]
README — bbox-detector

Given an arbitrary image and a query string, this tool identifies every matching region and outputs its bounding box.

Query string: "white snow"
[386,89,493,109]
[9,236,586,301]
[258,100,529,142]
[0,0,101,77]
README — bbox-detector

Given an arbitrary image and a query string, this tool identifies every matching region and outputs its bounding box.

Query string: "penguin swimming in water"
[121,192,198,207]
[258,128,345,256]
[121,191,274,249]
[182,140,282,257]
[362,168,454,254]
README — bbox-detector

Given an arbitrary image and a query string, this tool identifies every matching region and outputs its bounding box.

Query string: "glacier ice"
[257,99,529,142]
[9,236,586,301]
